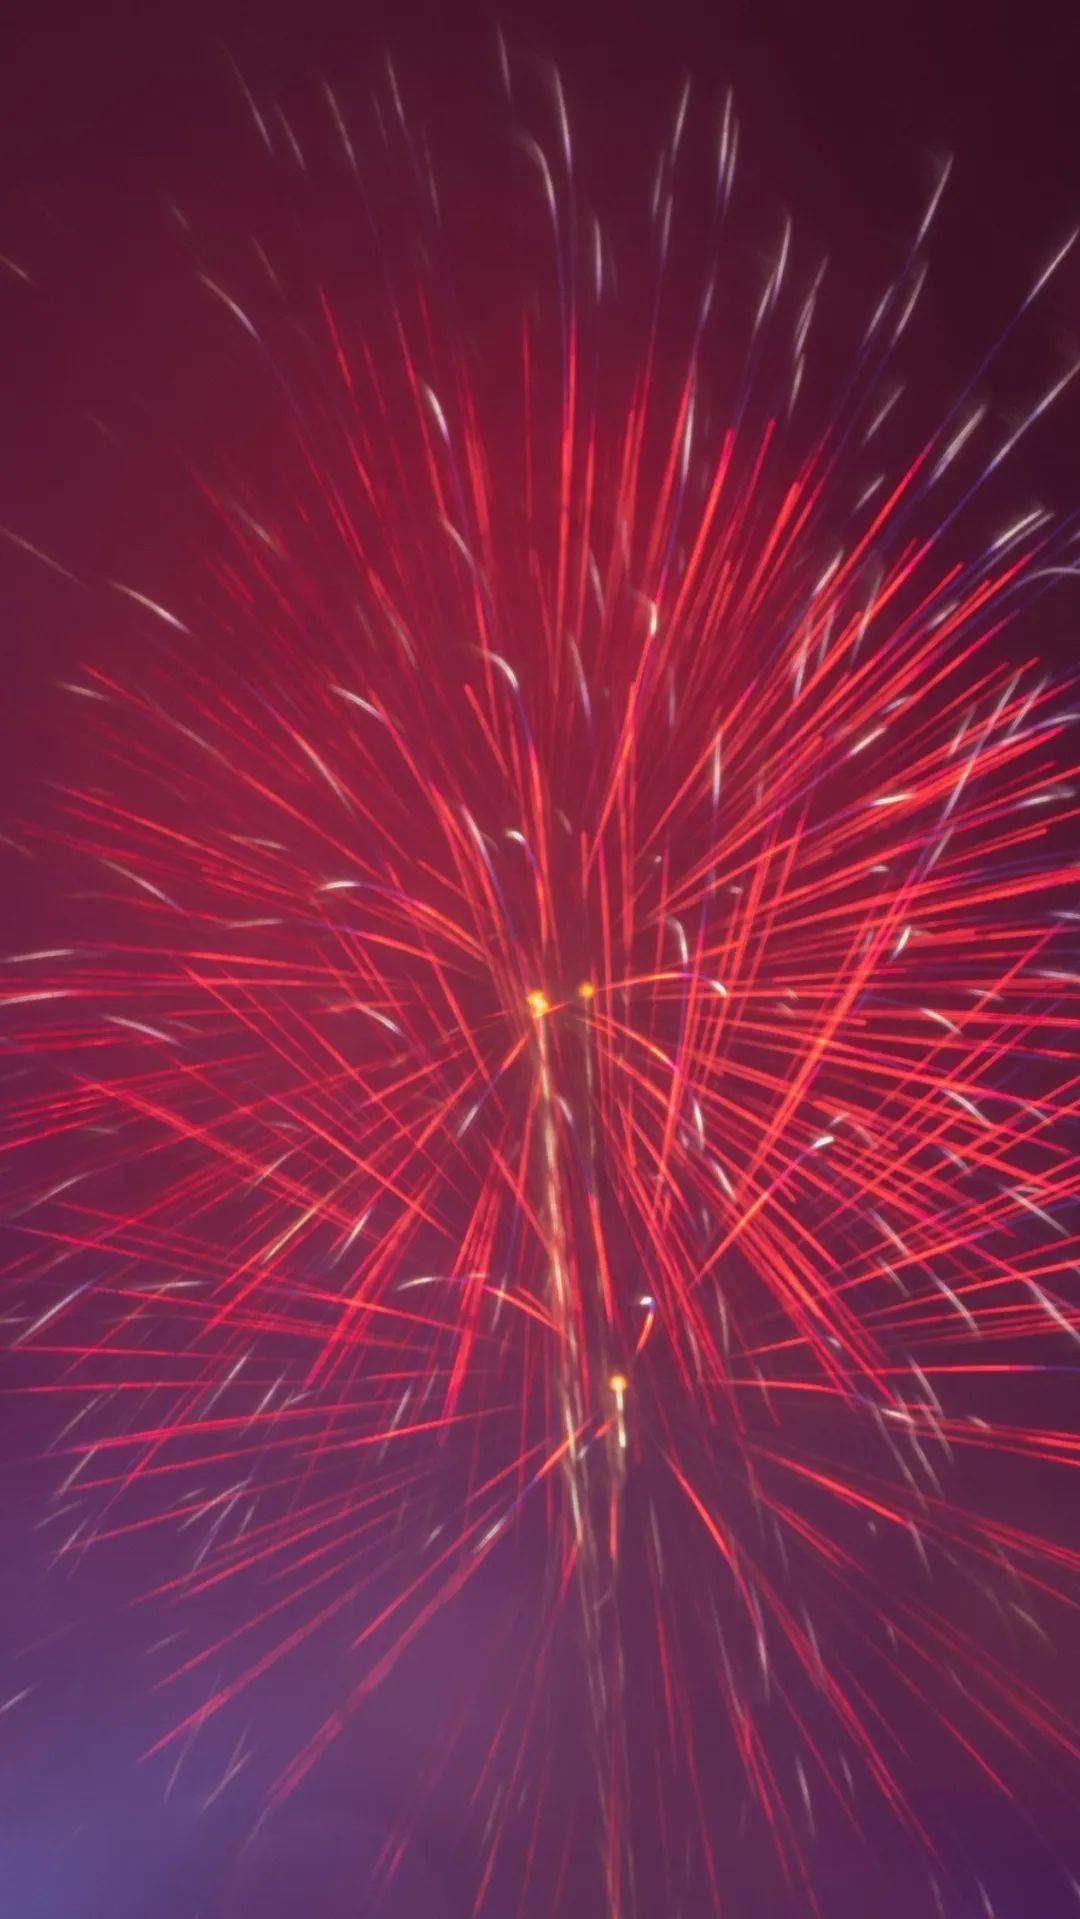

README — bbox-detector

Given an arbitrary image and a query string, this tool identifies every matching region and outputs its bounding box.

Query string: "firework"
[3,52,1078,1917]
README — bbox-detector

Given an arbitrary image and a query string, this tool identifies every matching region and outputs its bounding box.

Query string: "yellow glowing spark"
[609,1373,628,1451]
[577,980,596,1001]
[526,989,551,1018]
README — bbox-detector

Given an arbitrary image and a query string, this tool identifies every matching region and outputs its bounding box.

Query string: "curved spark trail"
[2,54,1079,1918]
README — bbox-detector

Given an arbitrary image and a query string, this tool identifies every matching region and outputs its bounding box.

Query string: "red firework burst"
[3,54,1078,1919]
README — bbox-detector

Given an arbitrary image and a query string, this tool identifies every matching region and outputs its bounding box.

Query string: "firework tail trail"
[530,987,634,1915]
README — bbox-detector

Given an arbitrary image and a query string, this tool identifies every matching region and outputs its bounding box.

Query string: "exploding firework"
[3,50,1079,1918]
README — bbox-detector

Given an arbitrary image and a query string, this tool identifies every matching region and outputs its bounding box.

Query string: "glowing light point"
[577,980,596,1001]
[526,989,551,1019]
[609,1373,628,1451]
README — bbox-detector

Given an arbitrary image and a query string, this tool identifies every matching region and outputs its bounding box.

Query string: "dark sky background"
[0,2,1077,1916]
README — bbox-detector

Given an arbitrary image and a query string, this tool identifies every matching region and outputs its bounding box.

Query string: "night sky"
[1,3,1078,1916]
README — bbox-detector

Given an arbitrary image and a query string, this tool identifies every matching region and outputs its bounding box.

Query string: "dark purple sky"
[1,3,1077,1916]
